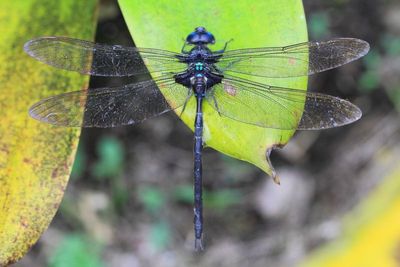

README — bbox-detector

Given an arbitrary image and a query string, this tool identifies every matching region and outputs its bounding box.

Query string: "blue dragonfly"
[24,26,369,250]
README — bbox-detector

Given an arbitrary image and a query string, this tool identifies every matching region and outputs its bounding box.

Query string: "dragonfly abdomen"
[193,92,204,250]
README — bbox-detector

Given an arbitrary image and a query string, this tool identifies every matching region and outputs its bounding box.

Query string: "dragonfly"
[24,26,369,250]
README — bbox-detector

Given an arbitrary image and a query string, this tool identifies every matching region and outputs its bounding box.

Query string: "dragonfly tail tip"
[194,238,204,252]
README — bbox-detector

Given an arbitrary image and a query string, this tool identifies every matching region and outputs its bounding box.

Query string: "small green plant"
[48,235,104,267]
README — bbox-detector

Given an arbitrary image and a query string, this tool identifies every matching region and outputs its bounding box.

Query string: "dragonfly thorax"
[185,45,216,62]
[174,60,223,94]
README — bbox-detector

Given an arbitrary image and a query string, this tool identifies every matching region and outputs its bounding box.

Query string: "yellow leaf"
[0,1,97,265]
[301,165,400,267]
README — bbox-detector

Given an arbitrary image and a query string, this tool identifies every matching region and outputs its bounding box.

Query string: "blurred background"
[14,0,400,266]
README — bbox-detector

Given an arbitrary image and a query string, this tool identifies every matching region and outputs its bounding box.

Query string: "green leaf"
[359,70,380,92]
[49,235,104,267]
[309,12,330,39]
[173,185,194,204]
[381,34,400,56]
[149,222,171,250]
[92,136,124,179]
[358,50,381,92]
[118,0,308,181]
[0,0,97,265]
[138,186,165,213]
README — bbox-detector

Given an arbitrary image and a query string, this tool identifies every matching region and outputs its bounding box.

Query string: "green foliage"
[381,34,400,56]
[92,136,124,179]
[111,179,130,213]
[90,136,129,211]
[173,185,194,204]
[387,86,400,111]
[359,50,381,92]
[379,35,400,110]
[358,70,380,92]
[358,38,400,109]
[363,50,382,70]
[309,12,330,39]
[150,222,171,250]
[138,186,165,214]
[48,235,104,267]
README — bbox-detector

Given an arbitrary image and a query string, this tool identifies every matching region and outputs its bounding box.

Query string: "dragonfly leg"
[266,147,280,185]
[215,38,234,54]
[181,40,191,54]
[179,90,193,118]
[211,94,222,116]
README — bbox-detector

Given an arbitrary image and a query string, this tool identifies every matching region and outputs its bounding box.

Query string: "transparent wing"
[24,37,186,76]
[29,76,190,127]
[216,38,370,78]
[206,76,362,130]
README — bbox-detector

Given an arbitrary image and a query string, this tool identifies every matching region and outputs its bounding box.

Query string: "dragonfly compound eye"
[186,26,215,45]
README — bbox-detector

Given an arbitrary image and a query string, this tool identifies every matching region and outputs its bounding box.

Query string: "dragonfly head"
[186,26,215,45]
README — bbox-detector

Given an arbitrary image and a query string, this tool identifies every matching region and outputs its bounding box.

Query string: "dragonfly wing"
[216,38,369,78]
[29,77,190,127]
[205,76,361,130]
[296,92,362,130]
[24,37,186,76]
